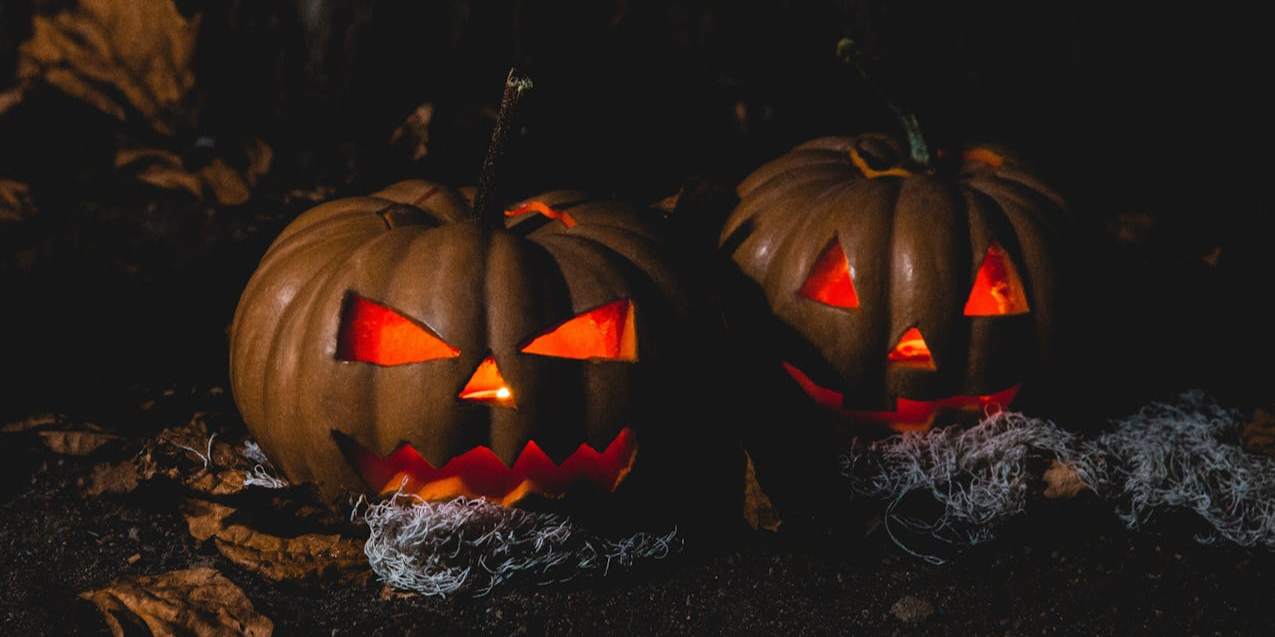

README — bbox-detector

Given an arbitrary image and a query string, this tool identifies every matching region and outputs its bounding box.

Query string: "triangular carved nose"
[887,327,936,370]
[459,356,516,406]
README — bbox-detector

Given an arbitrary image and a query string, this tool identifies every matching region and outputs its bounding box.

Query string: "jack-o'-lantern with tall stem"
[229,69,739,529]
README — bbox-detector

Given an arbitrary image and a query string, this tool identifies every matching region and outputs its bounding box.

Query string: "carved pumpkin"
[718,132,1071,433]
[229,179,728,511]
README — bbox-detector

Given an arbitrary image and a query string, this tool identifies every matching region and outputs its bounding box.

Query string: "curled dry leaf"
[38,429,124,456]
[115,137,273,205]
[389,101,434,161]
[79,567,273,637]
[18,0,200,137]
[1,413,123,456]
[183,499,370,585]
[1242,407,1275,461]
[742,449,782,532]
[115,147,203,199]
[1042,459,1087,500]
[0,178,38,222]
[0,412,62,434]
[82,461,142,496]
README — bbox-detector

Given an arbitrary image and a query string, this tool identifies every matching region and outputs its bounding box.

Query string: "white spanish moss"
[842,390,1275,563]
[353,492,680,597]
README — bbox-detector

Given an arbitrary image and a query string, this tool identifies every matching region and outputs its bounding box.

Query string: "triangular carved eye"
[964,241,1029,316]
[520,300,637,361]
[799,239,859,308]
[337,293,460,366]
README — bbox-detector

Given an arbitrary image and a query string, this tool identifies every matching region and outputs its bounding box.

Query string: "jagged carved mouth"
[333,428,638,506]
[782,362,1021,432]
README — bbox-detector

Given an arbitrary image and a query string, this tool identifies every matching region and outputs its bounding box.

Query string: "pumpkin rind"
[719,133,1071,431]
[230,179,708,504]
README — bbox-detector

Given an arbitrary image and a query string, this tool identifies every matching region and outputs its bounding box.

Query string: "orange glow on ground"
[337,294,459,366]
[799,240,859,308]
[459,356,515,406]
[506,200,577,228]
[520,300,637,361]
[964,242,1029,316]
[338,428,639,506]
[887,327,935,369]
[782,361,1021,432]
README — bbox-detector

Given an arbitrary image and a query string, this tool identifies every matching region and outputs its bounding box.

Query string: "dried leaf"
[1041,459,1086,499]
[18,0,201,137]
[116,147,202,199]
[0,178,38,222]
[115,139,273,205]
[742,450,782,532]
[198,158,251,206]
[389,101,434,161]
[0,412,62,434]
[39,429,124,456]
[79,567,273,637]
[82,461,142,496]
[1242,407,1275,460]
[183,500,369,585]
[0,87,22,116]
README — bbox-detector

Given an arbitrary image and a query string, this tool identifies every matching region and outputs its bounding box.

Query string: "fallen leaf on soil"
[1042,459,1087,499]
[38,429,124,456]
[2,414,124,456]
[115,138,274,206]
[79,567,273,637]
[0,87,21,116]
[82,461,142,496]
[0,413,62,434]
[183,499,370,585]
[742,449,782,532]
[1242,407,1275,460]
[17,0,200,137]
[0,178,37,222]
[116,147,203,199]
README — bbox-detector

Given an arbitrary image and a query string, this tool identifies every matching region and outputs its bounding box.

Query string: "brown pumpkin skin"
[229,179,726,514]
[719,133,1071,433]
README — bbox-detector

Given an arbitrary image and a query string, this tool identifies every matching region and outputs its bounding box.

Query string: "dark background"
[3,0,1272,429]
[3,2,1275,636]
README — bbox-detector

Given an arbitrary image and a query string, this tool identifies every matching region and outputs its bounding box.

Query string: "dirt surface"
[3,1,1275,635]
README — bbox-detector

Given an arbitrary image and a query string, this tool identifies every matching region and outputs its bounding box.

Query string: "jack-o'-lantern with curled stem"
[229,179,734,517]
[718,130,1073,434]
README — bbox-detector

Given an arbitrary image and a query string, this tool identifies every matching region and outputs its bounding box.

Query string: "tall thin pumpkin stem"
[474,68,535,229]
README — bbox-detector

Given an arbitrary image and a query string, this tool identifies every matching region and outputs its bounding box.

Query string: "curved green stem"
[474,68,535,229]
[836,38,931,169]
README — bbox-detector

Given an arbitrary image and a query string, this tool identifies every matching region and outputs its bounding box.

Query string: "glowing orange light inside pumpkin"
[781,361,1021,432]
[521,300,637,361]
[459,356,514,406]
[964,241,1029,316]
[888,327,935,369]
[337,294,459,366]
[338,427,639,506]
[506,200,577,228]
[962,148,1005,168]
[799,240,859,308]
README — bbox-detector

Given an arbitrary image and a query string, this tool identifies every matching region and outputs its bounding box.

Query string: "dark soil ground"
[4,1,1275,636]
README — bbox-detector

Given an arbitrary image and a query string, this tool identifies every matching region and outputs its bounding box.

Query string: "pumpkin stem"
[835,38,932,170]
[474,67,535,229]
